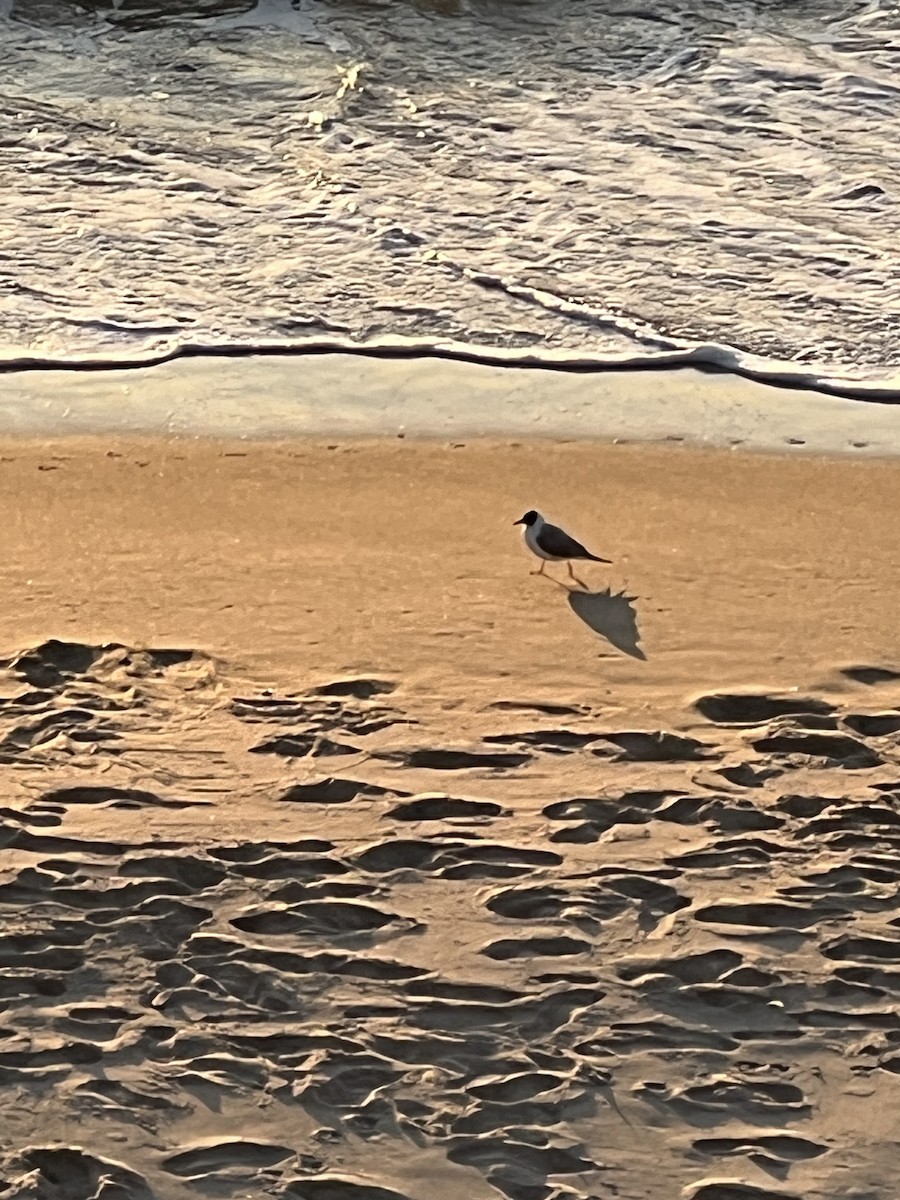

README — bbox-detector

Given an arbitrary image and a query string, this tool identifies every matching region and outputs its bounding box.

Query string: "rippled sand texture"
[4,0,900,377]
[4,639,900,1200]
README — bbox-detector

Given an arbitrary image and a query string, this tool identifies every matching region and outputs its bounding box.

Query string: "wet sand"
[6,355,900,449]
[2,433,900,1199]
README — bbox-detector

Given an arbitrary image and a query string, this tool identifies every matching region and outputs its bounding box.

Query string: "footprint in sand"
[386,794,506,821]
[3,1146,153,1200]
[694,690,836,725]
[162,1138,295,1177]
[279,777,407,804]
[376,746,532,770]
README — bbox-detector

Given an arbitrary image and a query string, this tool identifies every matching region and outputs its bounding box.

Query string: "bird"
[514,509,611,588]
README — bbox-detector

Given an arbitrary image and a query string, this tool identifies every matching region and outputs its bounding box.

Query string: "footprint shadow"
[566,587,646,660]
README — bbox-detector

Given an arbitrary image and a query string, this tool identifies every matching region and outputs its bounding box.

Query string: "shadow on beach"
[567,586,646,660]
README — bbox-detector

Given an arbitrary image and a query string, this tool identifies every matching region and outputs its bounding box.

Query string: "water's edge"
[4,339,900,406]
[4,353,898,455]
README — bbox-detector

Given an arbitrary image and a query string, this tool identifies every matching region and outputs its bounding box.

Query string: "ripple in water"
[3,0,900,387]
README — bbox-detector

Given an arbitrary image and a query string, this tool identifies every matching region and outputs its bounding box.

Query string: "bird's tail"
[587,553,612,563]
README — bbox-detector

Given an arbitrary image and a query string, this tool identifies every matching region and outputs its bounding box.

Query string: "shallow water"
[4,0,900,383]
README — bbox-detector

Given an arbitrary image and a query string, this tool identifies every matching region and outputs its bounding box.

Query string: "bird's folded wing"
[537,523,590,558]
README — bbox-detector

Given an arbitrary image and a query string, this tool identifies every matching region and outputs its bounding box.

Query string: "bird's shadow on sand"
[565,585,646,661]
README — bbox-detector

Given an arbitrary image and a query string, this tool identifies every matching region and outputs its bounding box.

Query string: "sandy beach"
[1,431,900,1199]
[8,0,900,1193]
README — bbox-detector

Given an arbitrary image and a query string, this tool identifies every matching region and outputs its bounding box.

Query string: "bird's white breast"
[524,518,555,560]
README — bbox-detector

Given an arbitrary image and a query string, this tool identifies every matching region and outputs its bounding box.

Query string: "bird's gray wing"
[536,523,590,559]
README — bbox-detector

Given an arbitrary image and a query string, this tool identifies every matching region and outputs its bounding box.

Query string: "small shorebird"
[514,509,611,588]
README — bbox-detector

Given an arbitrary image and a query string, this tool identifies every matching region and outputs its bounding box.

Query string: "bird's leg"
[529,561,547,577]
[567,562,588,590]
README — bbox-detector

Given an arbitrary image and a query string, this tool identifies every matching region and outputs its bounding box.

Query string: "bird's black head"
[514,510,539,527]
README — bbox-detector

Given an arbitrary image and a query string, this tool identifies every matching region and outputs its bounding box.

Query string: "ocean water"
[4,0,900,391]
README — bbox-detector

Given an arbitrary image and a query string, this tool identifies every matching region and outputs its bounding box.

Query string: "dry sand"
[2,434,900,1200]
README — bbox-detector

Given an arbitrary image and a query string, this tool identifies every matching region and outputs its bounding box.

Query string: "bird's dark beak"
[513,517,525,525]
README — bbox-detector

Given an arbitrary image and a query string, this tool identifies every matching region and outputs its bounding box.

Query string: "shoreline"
[4,338,900,406]
[4,354,900,454]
